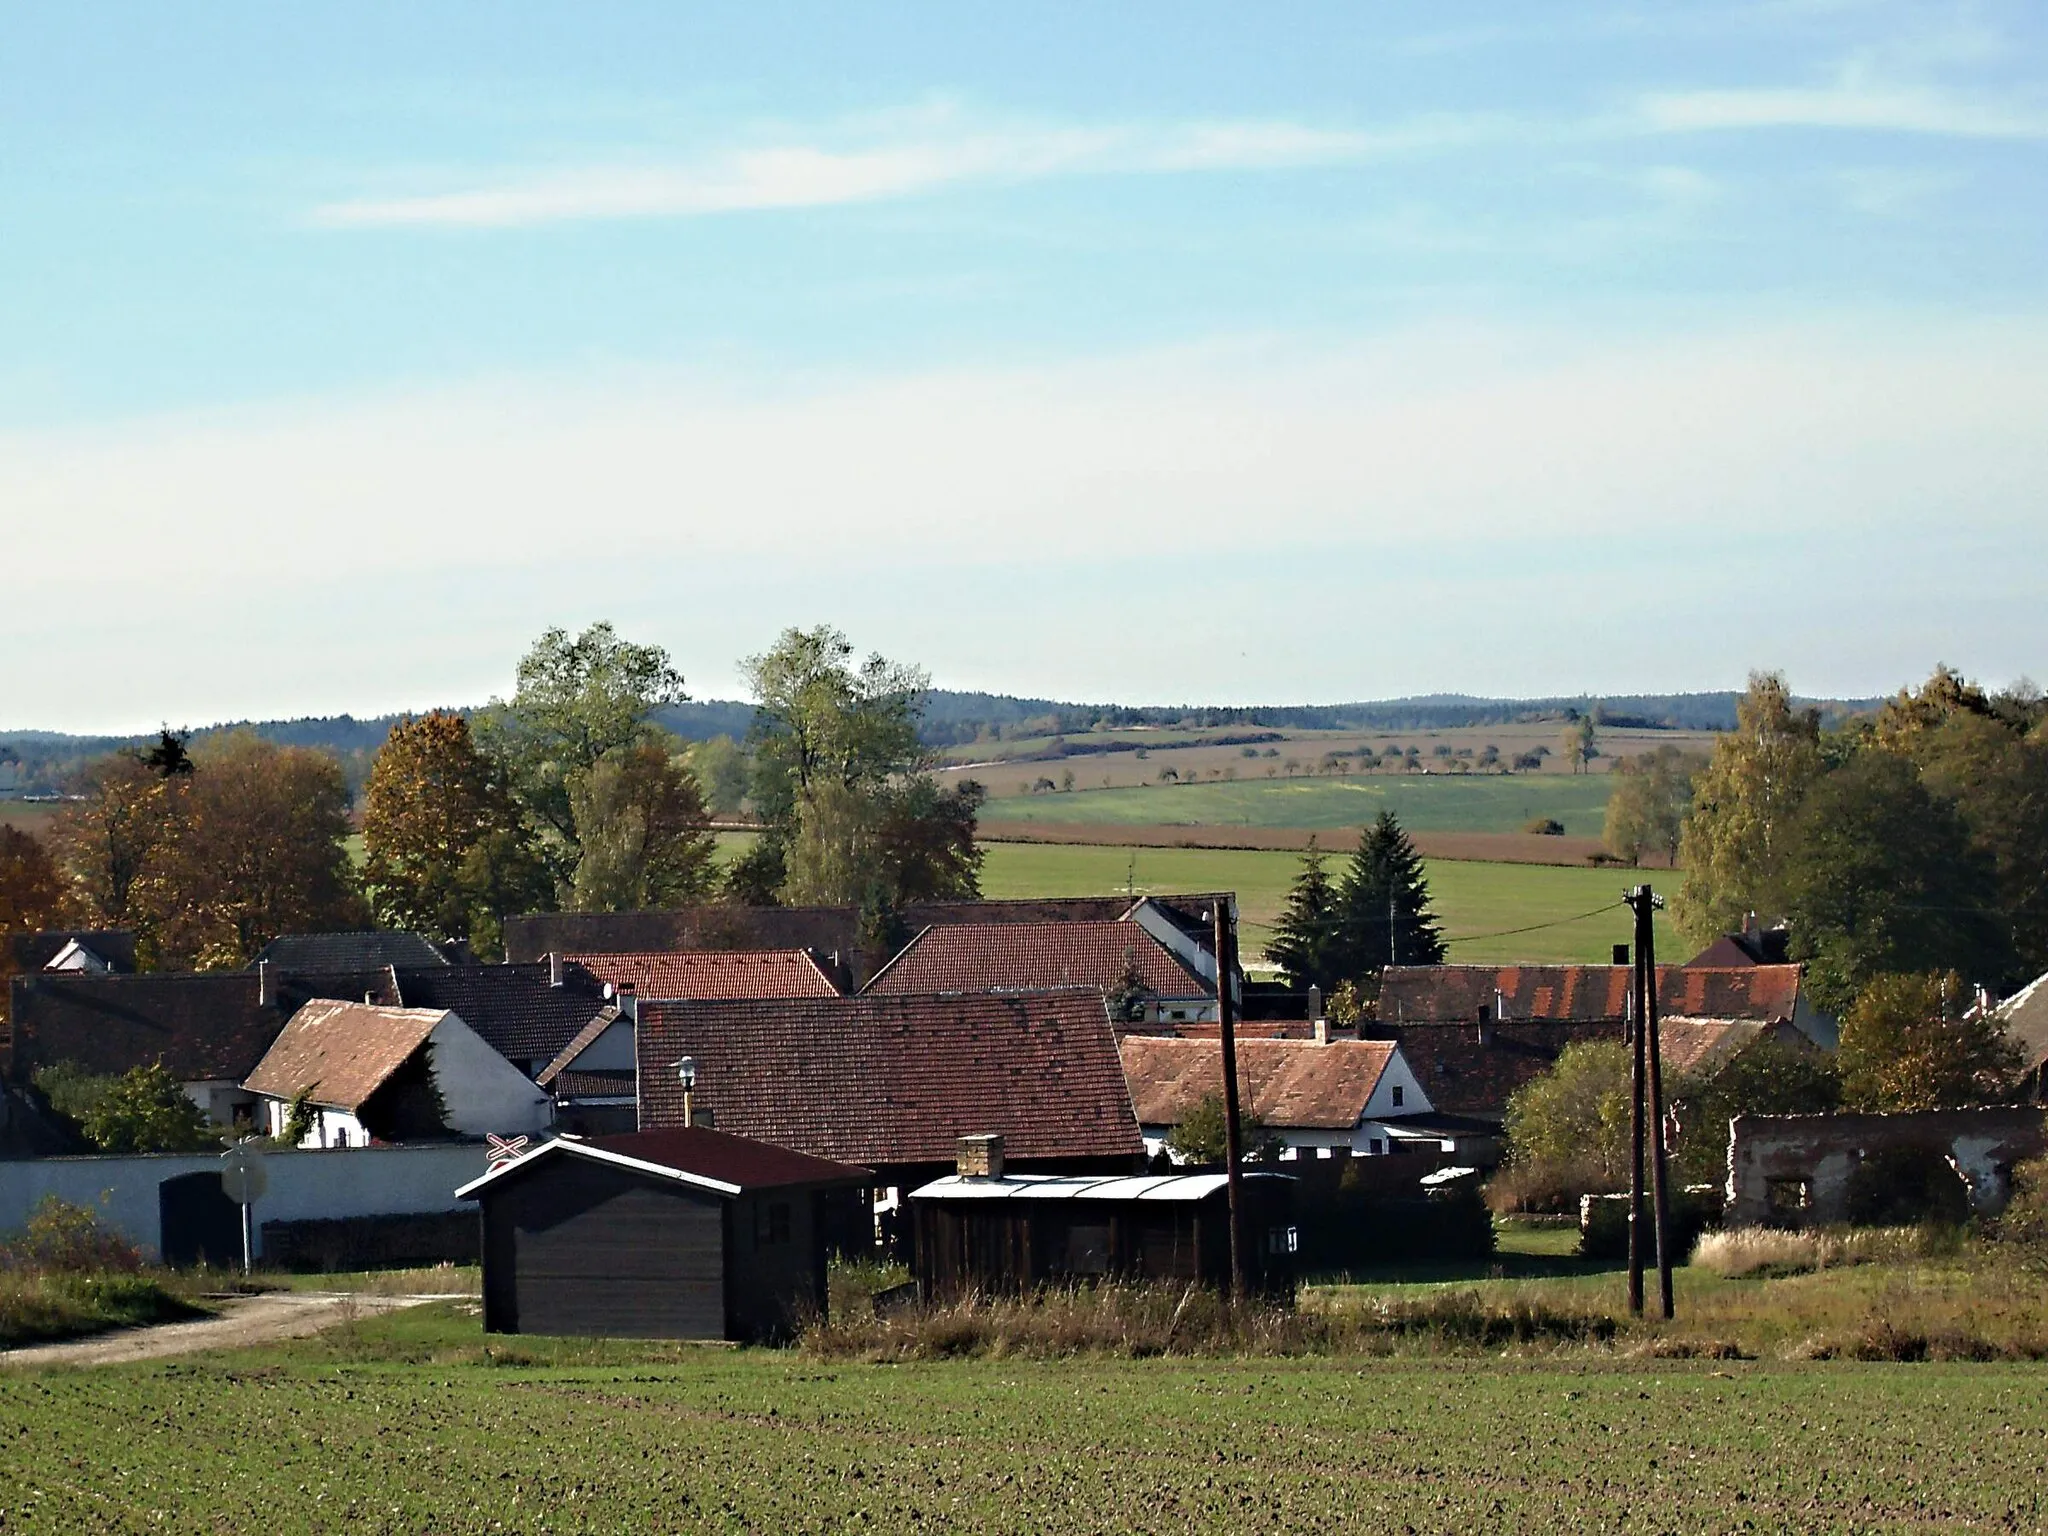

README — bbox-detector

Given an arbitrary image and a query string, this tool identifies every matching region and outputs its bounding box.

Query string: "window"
[1391,1085,1405,1108]
[759,1201,792,1245]
[1369,1138,1384,1156]
[1766,1178,1812,1220]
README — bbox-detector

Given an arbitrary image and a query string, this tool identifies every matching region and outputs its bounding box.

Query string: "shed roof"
[456,1126,870,1200]
[909,1171,1292,1203]
[634,992,1142,1168]
[1377,964,1804,1025]
[1118,1035,1399,1130]
[567,949,842,1001]
[242,1000,447,1111]
[863,921,1208,999]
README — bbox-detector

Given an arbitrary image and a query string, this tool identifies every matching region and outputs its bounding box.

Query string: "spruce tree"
[1267,837,1341,991]
[1334,811,1446,980]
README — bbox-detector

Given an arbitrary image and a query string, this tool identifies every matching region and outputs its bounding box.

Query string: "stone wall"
[1727,1106,2048,1226]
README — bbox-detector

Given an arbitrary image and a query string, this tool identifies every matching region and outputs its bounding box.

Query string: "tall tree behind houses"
[1268,837,1342,992]
[1332,812,1445,982]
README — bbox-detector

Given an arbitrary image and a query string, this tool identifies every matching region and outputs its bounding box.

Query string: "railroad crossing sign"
[486,1134,530,1169]
[220,1144,268,1205]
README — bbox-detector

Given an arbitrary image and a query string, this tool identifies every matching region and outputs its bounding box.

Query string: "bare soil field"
[979,822,1650,868]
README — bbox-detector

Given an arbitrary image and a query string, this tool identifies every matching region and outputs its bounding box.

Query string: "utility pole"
[1624,885,1675,1320]
[1214,901,1249,1302]
[1626,908,1646,1317]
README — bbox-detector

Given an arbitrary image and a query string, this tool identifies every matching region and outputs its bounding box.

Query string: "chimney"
[258,959,276,1009]
[1493,987,1508,1024]
[1612,943,1630,967]
[548,952,564,988]
[618,981,638,1023]
[1313,1017,1329,1045]
[957,1133,1004,1180]
[1476,1004,1493,1047]
[1307,984,1322,1021]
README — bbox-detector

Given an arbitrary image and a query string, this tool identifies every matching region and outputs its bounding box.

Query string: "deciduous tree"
[0,826,66,936]
[361,711,547,954]
[1837,971,2019,1112]
[1674,672,1823,942]
[566,742,718,912]
[1602,746,1705,866]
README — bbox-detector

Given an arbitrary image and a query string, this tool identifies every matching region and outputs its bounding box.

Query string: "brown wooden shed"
[909,1169,1297,1301]
[457,1128,869,1341]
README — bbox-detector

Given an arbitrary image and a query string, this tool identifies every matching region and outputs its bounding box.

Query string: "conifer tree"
[1267,837,1341,991]
[1333,811,1445,980]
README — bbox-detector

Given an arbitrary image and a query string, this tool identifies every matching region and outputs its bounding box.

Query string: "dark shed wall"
[726,1189,827,1340]
[481,1159,725,1338]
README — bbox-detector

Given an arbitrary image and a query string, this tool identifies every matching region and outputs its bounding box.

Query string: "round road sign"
[220,1145,269,1205]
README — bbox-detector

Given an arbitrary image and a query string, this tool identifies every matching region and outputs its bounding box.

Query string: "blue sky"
[4,1,2045,732]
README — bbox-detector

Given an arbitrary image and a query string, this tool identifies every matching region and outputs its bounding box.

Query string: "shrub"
[1994,1154,2048,1268]
[1523,817,1566,836]
[1,1197,142,1275]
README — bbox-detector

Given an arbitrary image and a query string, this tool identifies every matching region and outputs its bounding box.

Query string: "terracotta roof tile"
[863,921,1207,998]
[568,949,843,1001]
[1119,1036,1397,1130]
[1377,964,1803,1026]
[635,992,1141,1169]
[242,1000,445,1111]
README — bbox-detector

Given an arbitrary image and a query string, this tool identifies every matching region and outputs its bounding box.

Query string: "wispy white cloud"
[1641,79,2048,138]
[309,115,1492,229]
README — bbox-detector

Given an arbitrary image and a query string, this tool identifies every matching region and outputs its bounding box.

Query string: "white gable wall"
[427,1014,553,1138]
[559,1016,635,1073]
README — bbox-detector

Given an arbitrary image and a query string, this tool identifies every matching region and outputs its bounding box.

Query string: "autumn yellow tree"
[0,826,67,936]
[362,711,548,954]
[1673,672,1824,942]
[1838,971,2020,1112]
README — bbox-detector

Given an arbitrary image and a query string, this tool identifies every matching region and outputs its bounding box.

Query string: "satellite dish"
[220,1144,269,1205]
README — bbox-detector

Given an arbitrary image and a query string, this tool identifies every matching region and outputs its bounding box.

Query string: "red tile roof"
[635,993,1141,1169]
[567,949,842,1001]
[1119,1036,1397,1130]
[863,921,1207,999]
[242,1000,445,1111]
[1377,965,1804,1026]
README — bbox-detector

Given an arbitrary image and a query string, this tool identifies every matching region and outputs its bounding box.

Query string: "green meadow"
[977,842,1679,964]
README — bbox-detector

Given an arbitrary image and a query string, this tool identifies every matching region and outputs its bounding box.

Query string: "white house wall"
[0,1143,489,1261]
[427,1015,554,1138]
[558,1016,635,1073]
[1360,1049,1431,1121]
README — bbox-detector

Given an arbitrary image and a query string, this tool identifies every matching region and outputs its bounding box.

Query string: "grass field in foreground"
[978,843,1680,965]
[978,772,1616,836]
[3,1302,2043,1534]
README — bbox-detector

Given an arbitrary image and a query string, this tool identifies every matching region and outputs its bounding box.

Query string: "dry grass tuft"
[1691,1226,1917,1279]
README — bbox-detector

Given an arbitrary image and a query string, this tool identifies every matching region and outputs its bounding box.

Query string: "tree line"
[0,623,983,969]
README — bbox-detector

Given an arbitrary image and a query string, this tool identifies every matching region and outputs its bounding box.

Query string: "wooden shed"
[909,1166,1297,1300]
[457,1128,869,1341]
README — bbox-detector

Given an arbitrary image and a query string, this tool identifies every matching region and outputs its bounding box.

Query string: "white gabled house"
[242,1000,552,1149]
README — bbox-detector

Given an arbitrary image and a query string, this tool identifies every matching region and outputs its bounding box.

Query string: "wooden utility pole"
[1626,900,1647,1317]
[1214,901,1249,1301]
[1639,887,1675,1320]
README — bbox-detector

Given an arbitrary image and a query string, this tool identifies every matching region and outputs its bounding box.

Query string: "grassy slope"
[2,1301,2043,1532]
[978,843,1680,964]
[979,772,1616,835]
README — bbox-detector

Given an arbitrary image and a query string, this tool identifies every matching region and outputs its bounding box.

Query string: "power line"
[1441,899,1628,947]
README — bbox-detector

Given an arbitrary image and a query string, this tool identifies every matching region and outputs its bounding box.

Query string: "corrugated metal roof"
[908,1171,1290,1203]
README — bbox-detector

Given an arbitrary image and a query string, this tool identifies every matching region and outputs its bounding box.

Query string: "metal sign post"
[220,1144,269,1276]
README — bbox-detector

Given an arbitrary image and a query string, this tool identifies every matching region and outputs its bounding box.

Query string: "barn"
[456,1128,869,1341]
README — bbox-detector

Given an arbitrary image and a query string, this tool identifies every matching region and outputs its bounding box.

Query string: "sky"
[3,1,2045,733]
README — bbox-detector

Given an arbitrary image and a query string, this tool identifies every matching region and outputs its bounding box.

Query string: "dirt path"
[0,1291,469,1369]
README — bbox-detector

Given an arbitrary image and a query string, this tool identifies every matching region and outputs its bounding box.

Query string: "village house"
[243,1000,551,1148]
[504,892,1235,988]
[632,991,1144,1199]
[459,1126,870,1341]
[1117,1033,1488,1161]
[1992,970,2048,1102]
[862,918,1218,1024]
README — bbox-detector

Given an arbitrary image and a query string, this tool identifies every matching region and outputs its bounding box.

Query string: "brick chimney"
[957,1133,1004,1180]
[258,958,276,1009]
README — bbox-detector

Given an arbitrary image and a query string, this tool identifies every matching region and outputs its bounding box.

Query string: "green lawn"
[979,773,1616,835]
[3,1302,2043,1533]
[978,843,1681,964]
